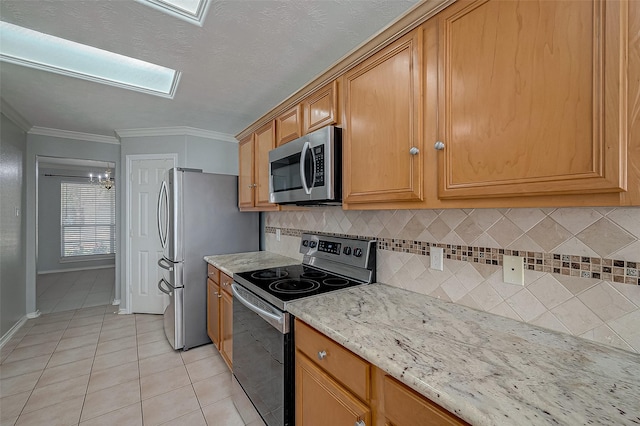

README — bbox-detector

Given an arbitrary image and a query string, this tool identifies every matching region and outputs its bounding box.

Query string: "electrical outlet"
[430,247,444,271]
[276,229,281,241]
[503,255,525,285]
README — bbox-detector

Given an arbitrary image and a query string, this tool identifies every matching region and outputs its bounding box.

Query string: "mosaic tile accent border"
[265,226,640,285]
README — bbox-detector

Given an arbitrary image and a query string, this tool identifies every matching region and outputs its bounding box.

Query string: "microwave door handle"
[300,141,313,195]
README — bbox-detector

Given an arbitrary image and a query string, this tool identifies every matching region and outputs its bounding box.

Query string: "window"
[61,182,116,258]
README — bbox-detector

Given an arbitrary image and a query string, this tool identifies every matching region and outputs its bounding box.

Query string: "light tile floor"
[36,268,116,315]
[0,305,247,425]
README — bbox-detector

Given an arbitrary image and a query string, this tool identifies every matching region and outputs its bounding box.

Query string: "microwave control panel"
[313,146,325,186]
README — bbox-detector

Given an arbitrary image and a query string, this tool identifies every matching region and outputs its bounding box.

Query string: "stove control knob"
[309,241,317,248]
[302,240,309,247]
[353,248,363,257]
[343,247,352,255]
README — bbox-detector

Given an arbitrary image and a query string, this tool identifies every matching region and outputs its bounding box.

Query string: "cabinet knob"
[218,294,222,298]
[355,420,366,426]
[409,146,419,155]
[317,350,327,360]
[434,141,445,150]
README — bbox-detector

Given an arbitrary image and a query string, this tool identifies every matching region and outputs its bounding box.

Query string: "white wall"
[0,113,27,336]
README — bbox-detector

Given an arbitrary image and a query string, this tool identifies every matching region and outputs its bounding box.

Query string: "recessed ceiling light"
[136,0,210,26]
[0,21,180,98]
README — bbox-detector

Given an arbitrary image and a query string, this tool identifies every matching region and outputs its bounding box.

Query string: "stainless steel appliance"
[156,168,258,350]
[232,233,376,426]
[268,126,341,205]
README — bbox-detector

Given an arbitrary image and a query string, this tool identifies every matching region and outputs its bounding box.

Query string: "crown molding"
[28,127,120,145]
[115,126,237,143]
[0,98,32,132]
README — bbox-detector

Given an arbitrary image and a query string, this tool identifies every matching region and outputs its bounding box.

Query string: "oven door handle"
[232,283,287,328]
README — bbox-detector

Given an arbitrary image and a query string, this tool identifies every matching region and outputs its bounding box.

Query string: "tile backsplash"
[265,207,640,353]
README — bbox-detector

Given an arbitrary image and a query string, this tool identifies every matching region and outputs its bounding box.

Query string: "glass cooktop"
[234,264,364,310]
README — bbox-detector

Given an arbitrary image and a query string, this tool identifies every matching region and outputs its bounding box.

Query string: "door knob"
[434,141,445,150]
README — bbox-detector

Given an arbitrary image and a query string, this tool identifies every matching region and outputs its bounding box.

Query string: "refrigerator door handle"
[157,257,174,272]
[158,278,173,295]
[157,180,169,249]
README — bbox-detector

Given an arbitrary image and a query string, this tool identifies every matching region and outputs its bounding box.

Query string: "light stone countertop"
[287,283,640,426]
[204,251,298,277]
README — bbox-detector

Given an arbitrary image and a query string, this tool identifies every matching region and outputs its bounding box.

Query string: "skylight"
[0,21,180,98]
[136,0,210,26]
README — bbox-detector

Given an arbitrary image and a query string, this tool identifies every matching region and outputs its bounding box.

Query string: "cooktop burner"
[269,279,321,294]
[251,269,289,280]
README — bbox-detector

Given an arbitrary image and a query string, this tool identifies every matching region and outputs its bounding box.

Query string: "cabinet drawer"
[220,272,233,296]
[207,264,220,283]
[384,375,468,426]
[295,319,370,402]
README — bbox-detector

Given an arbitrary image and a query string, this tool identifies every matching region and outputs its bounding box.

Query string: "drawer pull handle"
[317,350,327,360]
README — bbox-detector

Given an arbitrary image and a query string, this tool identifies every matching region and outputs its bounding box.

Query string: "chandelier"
[89,166,115,190]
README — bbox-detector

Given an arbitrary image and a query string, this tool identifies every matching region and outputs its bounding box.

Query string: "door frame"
[124,153,177,314]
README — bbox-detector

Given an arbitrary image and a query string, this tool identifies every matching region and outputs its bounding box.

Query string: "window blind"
[60,182,115,258]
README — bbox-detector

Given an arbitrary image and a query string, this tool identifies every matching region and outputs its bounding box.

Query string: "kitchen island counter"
[204,251,298,277]
[287,283,640,425]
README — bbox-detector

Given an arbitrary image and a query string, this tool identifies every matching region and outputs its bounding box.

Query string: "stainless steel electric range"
[231,233,376,426]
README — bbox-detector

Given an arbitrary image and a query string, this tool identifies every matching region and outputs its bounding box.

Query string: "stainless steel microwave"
[269,126,341,205]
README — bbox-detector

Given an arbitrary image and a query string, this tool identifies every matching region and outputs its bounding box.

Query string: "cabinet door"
[238,135,255,209]
[343,29,424,204]
[296,352,371,426]
[435,0,626,199]
[254,121,278,208]
[384,376,468,426]
[276,105,302,146]
[220,290,233,370]
[206,278,221,349]
[303,80,338,134]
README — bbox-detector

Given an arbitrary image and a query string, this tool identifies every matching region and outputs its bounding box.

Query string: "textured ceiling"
[0,0,418,138]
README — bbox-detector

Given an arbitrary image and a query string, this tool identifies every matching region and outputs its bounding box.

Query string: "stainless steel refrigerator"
[157,168,258,350]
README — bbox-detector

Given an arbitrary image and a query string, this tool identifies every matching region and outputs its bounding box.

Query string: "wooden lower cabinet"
[206,265,233,369]
[219,272,234,369]
[295,319,467,426]
[296,352,371,426]
[206,277,221,349]
[382,375,469,426]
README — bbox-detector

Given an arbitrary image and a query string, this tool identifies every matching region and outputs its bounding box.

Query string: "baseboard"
[38,265,115,274]
[118,308,129,315]
[0,316,28,349]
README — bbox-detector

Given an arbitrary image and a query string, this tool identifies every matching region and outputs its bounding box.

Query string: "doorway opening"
[36,156,117,314]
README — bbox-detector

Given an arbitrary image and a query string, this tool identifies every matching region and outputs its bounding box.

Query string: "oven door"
[269,126,339,204]
[231,283,294,426]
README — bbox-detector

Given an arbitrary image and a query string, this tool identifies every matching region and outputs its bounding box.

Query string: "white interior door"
[128,155,176,314]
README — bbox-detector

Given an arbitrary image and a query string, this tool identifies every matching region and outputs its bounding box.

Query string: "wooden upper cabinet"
[254,121,277,207]
[276,105,302,146]
[237,121,279,211]
[238,135,255,209]
[303,80,339,134]
[435,0,627,199]
[343,28,424,204]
